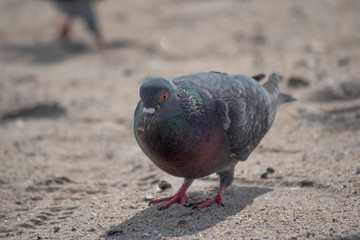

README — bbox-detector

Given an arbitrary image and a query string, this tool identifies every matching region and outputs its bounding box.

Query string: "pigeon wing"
[173,72,274,161]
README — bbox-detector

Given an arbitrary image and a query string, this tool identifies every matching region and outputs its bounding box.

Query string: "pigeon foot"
[149,182,193,210]
[191,195,224,209]
[191,186,226,209]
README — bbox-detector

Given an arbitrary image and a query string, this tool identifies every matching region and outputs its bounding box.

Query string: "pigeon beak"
[140,107,157,131]
[143,113,153,130]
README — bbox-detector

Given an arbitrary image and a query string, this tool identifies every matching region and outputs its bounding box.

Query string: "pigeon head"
[138,77,177,130]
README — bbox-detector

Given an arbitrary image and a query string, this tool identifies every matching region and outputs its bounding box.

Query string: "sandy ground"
[0,0,359,239]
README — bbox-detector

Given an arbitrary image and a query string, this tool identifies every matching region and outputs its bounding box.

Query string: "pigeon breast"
[134,82,233,178]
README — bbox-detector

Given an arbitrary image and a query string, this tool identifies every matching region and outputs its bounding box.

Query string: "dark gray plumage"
[134,72,295,209]
[51,0,105,47]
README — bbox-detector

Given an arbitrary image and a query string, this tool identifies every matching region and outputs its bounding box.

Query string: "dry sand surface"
[0,0,359,239]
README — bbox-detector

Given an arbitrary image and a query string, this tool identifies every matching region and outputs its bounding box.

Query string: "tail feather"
[263,73,280,106]
[263,73,296,127]
[263,73,296,105]
[277,93,296,105]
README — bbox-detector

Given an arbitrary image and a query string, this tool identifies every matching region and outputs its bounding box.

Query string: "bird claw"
[190,193,225,209]
[192,200,219,209]
[150,194,193,210]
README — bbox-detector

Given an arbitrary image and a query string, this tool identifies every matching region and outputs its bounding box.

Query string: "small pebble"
[306,232,315,237]
[107,229,124,236]
[299,179,314,187]
[287,76,310,88]
[17,228,24,234]
[225,230,232,234]
[144,194,154,202]
[178,220,187,225]
[260,172,268,179]
[266,167,275,174]
[158,180,172,191]
[53,226,60,233]
[251,237,261,240]
[71,227,77,232]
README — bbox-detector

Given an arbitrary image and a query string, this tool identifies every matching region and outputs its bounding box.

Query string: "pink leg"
[192,186,226,209]
[59,18,72,41]
[150,180,193,210]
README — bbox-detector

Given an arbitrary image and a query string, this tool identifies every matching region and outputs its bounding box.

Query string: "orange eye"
[161,92,168,101]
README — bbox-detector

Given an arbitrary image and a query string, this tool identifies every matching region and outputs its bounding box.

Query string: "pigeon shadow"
[321,233,360,240]
[102,186,272,239]
[0,41,91,64]
[0,39,142,64]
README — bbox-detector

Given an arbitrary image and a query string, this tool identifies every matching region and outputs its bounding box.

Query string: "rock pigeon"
[51,0,106,47]
[134,72,295,210]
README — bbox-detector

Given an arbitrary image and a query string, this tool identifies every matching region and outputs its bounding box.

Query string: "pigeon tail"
[263,73,296,106]
[263,73,295,127]
[263,73,280,106]
[277,93,296,105]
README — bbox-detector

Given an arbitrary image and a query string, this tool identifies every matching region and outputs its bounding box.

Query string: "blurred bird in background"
[50,0,107,48]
